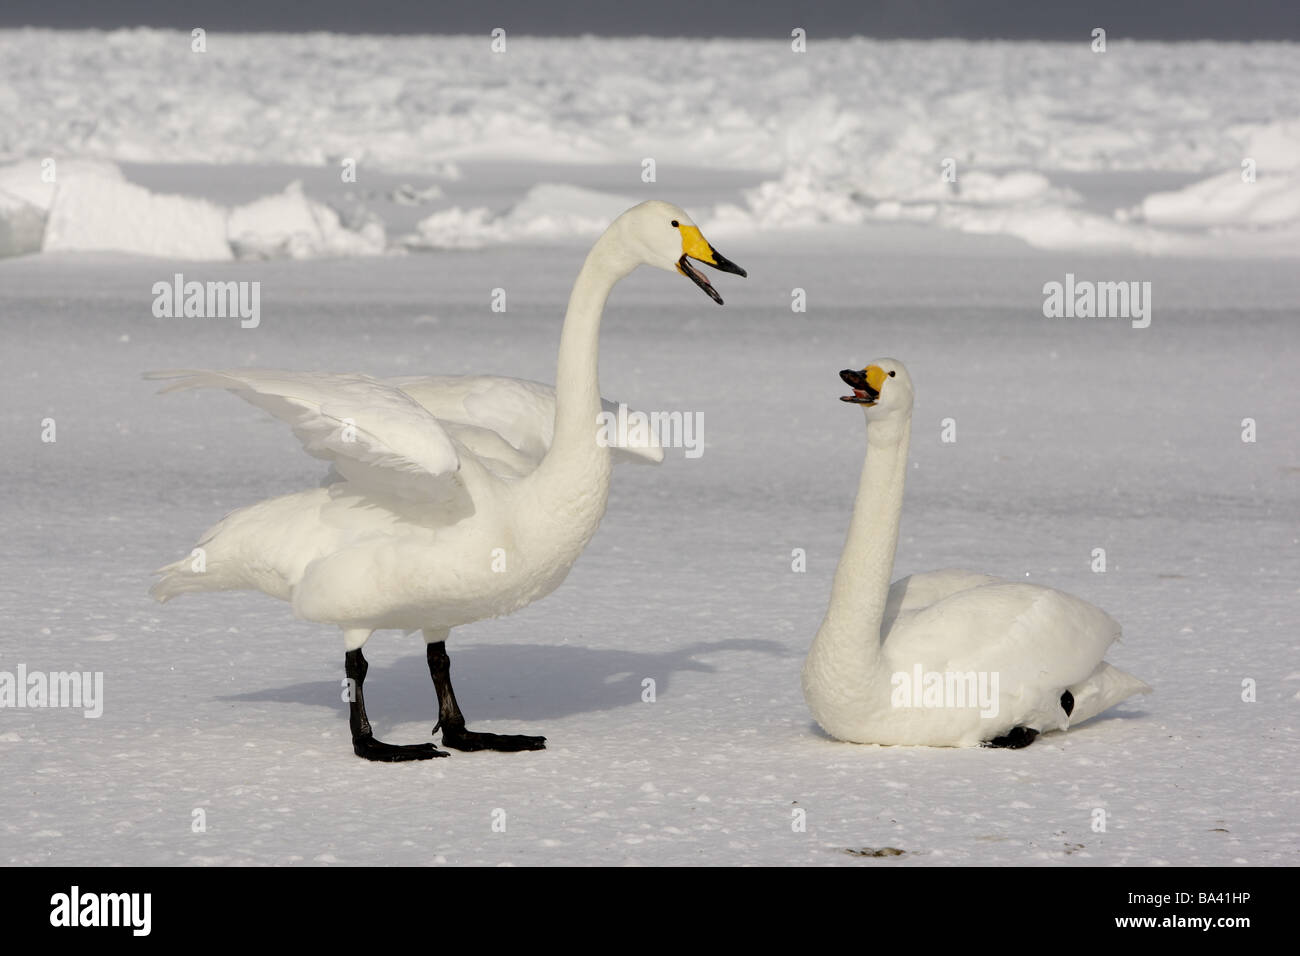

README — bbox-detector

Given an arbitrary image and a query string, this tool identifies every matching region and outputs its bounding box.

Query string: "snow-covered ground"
[0,30,1297,866]
[3,226,1297,865]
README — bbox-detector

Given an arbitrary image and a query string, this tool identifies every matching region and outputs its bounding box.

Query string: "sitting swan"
[149,200,745,761]
[802,359,1149,748]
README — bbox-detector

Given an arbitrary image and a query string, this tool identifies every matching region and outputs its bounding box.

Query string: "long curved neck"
[522,232,635,516]
[810,412,911,678]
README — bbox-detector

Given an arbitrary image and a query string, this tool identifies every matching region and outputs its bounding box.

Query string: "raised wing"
[388,374,665,471]
[145,369,467,503]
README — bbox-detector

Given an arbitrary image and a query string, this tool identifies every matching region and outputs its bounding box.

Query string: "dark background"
[1,0,1297,39]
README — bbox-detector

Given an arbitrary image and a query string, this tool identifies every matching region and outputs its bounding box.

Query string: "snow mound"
[721,116,1300,256]
[44,172,233,260]
[1138,169,1300,228]
[0,160,388,261]
[0,159,126,257]
[410,184,636,249]
[228,181,386,259]
[0,189,47,258]
[1125,118,1300,230]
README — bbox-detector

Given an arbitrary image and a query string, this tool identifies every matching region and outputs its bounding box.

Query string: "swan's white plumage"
[147,369,467,501]
[388,374,664,469]
[146,370,663,491]
[803,360,1150,747]
[150,200,720,646]
[148,372,665,618]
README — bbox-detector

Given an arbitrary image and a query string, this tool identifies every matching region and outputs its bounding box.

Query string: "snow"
[227,182,386,260]
[1139,170,1300,228]
[2,225,1297,865]
[409,184,639,249]
[2,31,1298,259]
[0,159,125,257]
[0,28,1297,866]
[43,169,234,260]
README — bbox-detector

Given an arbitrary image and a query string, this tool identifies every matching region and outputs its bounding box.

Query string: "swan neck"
[552,244,622,453]
[524,232,634,510]
[814,413,912,675]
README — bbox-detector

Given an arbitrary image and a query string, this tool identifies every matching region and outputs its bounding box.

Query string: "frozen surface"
[1,221,1297,865]
[2,31,1298,257]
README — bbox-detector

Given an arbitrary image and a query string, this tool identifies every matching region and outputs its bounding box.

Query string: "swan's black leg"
[985,726,1039,749]
[427,641,546,752]
[1061,690,1075,717]
[346,649,447,761]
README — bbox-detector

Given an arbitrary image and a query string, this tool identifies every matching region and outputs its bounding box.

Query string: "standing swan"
[802,359,1149,748]
[150,201,745,761]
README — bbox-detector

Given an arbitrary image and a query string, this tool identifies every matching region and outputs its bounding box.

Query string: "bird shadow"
[222,638,788,724]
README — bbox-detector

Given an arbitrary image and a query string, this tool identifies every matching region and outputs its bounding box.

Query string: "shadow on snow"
[222,638,790,723]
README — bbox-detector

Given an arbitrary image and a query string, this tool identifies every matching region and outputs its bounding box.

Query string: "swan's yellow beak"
[840,366,887,405]
[675,225,746,305]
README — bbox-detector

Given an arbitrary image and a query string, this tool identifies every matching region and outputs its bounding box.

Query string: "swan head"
[609,200,746,304]
[840,359,913,418]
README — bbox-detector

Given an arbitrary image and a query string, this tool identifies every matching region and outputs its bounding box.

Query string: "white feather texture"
[149,201,720,652]
[802,359,1150,747]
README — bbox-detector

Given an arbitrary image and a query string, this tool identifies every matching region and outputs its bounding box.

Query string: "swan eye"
[889,371,896,377]
[671,220,680,228]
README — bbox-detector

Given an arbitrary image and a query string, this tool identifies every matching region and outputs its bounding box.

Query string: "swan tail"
[150,499,298,603]
[150,549,284,603]
[150,556,214,603]
[1067,661,1151,727]
[150,542,254,602]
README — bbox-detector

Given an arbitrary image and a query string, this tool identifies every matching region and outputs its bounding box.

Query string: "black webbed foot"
[353,734,449,761]
[437,723,547,752]
[426,640,546,753]
[985,726,1039,749]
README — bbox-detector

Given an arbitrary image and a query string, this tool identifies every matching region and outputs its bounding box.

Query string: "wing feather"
[146,369,465,502]
[389,374,665,472]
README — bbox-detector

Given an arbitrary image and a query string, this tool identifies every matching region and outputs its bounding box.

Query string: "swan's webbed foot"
[437,722,546,752]
[354,734,449,761]
[345,647,447,762]
[985,726,1039,749]
[426,640,547,753]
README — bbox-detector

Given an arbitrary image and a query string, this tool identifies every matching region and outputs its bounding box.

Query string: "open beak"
[675,225,746,305]
[840,367,885,405]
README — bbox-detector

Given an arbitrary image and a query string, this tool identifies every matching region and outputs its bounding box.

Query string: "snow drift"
[0,159,386,261]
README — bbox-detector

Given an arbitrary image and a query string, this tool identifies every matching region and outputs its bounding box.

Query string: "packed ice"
[2,30,1297,259]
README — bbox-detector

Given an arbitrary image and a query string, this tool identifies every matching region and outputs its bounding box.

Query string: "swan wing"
[883,570,1004,632]
[389,374,665,470]
[145,369,467,502]
[884,582,1125,733]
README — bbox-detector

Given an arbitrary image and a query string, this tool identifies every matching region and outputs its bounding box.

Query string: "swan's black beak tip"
[710,251,746,278]
[677,255,726,305]
[839,368,878,405]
